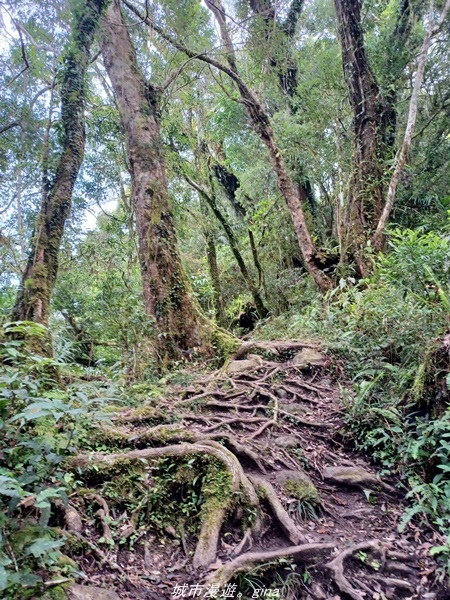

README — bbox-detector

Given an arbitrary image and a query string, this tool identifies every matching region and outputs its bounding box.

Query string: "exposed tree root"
[231,340,319,360]
[325,540,385,600]
[70,441,261,568]
[248,474,305,545]
[60,340,439,600]
[232,527,253,556]
[67,531,124,573]
[206,542,335,590]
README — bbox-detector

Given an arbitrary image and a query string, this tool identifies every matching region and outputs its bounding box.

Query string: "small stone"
[322,465,379,489]
[282,403,307,415]
[68,584,122,600]
[292,348,326,368]
[226,356,262,375]
[274,435,300,449]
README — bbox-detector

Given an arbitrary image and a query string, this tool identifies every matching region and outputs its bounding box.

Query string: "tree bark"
[199,200,225,326]
[123,0,332,293]
[373,0,450,249]
[11,0,110,348]
[209,158,266,291]
[333,0,389,271]
[206,2,332,293]
[184,175,269,318]
[100,0,210,360]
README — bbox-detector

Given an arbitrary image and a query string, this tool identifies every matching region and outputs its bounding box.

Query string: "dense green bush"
[259,227,450,542]
[0,322,118,596]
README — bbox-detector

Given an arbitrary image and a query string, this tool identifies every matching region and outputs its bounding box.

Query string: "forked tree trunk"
[11,0,109,352]
[333,0,389,272]
[100,0,210,360]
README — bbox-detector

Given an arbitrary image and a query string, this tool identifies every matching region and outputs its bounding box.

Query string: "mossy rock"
[292,348,327,368]
[322,465,378,489]
[38,583,72,600]
[129,404,168,421]
[128,382,164,398]
[274,469,319,503]
[274,435,301,449]
[227,355,263,375]
[64,533,92,555]
[212,329,240,361]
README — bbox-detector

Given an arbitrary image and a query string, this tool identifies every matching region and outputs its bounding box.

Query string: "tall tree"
[123,0,333,292]
[374,0,450,247]
[11,0,110,347]
[100,0,212,360]
[333,0,391,273]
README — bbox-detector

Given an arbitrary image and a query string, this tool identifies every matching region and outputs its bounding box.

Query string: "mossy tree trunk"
[333,0,393,273]
[200,200,225,326]
[124,0,333,293]
[100,0,211,361]
[11,0,110,352]
[184,175,269,319]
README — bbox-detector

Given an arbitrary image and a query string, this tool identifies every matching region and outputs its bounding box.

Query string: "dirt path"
[64,341,448,600]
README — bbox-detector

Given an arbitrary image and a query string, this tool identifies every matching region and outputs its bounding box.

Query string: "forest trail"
[65,341,447,600]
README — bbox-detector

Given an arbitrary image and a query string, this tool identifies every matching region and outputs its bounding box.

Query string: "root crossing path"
[65,340,447,600]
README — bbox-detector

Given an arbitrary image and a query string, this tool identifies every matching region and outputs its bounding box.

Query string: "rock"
[292,348,326,368]
[274,435,300,449]
[226,355,262,375]
[67,584,122,600]
[282,403,307,416]
[322,465,379,489]
[64,506,83,533]
[274,469,319,502]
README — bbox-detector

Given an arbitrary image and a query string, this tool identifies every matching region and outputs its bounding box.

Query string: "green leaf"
[25,538,64,558]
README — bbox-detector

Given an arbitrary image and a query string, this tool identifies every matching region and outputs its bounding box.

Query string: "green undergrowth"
[0,322,247,595]
[0,321,133,596]
[258,227,450,560]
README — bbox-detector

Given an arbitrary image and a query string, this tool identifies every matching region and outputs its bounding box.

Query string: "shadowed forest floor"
[61,341,449,600]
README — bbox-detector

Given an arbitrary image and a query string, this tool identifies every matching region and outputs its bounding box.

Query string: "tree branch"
[0,121,21,135]
[373,0,450,248]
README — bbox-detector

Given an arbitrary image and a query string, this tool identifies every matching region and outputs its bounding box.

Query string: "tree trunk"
[373,0,450,249]
[184,175,269,319]
[333,0,388,271]
[209,158,266,291]
[100,0,210,360]
[123,0,333,293]
[11,0,109,352]
[200,200,225,326]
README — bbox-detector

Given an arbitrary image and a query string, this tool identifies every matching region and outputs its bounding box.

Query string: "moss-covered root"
[192,440,262,568]
[248,474,305,545]
[68,440,262,568]
[206,542,335,590]
[193,504,227,569]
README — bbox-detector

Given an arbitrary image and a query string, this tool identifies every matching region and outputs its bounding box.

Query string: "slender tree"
[11,0,110,349]
[374,0,450,248]
[333,0,390,273]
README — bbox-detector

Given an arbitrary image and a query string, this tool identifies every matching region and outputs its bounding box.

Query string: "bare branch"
[373,0,450,248]
[15,22,56,53]
[0,121,21,135]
